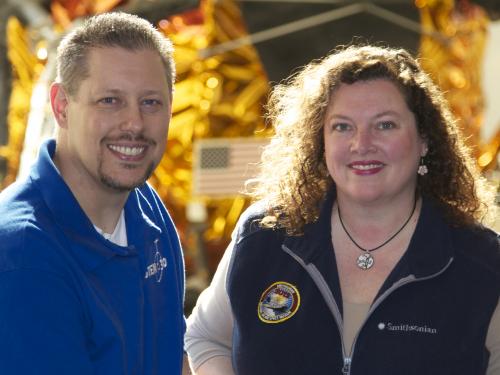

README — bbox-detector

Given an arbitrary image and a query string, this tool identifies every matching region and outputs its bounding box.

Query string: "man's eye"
[98,97,118,105]
[142,99,161,106]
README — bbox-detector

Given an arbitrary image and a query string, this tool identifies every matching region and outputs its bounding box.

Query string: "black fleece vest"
[227,198,499,375]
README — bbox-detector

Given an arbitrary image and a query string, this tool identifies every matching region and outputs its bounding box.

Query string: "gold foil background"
[0,17,44,188]
[149,0,271,271]
[2,0,498,274]
[418,0,499,170]
[2,0,271,274]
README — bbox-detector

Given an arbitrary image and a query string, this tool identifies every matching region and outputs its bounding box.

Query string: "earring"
[418,157,428,176]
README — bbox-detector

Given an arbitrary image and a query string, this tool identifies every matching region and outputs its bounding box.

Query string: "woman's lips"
[348,161,385,175]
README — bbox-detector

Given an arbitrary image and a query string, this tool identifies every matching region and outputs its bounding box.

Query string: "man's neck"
[78,190,129,234]
[53,157,129,234]
[94,209,128,247]
[64,171,129,233]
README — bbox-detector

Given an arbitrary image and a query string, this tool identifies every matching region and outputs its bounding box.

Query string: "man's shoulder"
[0,174,35,207]
[0,182,69,275]
[131,183,180,241]
[0,178,39,239]
[133,182,166,215]
[0,223,72,276]
[136,181,159,199]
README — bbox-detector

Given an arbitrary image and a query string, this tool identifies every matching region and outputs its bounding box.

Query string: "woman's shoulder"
[450,224,499,278]
[422,198,499,274]
[451,224,498,252]
[233,201,281,243]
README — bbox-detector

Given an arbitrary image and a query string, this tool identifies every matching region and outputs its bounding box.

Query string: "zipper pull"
[342,357,351,374]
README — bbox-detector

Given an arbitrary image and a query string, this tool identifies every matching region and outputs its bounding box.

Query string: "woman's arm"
[191,356,234,375]
[487,297,500,375]
[185,241,235,375]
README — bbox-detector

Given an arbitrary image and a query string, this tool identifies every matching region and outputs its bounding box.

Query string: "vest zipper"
[281,245,349,369]
[342,357,351,374]
[346,257,454,374]
[282,244,454,375]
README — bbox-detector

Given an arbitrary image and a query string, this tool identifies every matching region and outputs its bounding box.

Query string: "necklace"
[337,198,417,270]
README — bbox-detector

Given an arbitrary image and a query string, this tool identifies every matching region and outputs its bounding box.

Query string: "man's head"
[56,12,175,97]
[50,13,174,196]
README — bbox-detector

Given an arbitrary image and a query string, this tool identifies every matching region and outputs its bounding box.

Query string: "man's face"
[53,47,171,194]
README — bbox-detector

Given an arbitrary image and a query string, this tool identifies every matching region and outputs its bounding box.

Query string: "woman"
[185,45,499,375]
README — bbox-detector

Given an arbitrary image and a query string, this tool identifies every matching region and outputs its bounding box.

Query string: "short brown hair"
[56,12,175,96]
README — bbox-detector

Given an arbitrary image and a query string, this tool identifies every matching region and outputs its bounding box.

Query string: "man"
[0,12,185,374]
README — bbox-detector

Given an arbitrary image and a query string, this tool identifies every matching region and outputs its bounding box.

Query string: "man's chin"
[99,163,156,192]
[100,177,146,192]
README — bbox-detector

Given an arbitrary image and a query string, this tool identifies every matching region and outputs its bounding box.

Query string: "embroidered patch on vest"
[257,281,300,323]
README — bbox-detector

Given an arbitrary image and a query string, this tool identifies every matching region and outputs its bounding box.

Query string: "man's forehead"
[86,46,156,62]
[83,46,171,89]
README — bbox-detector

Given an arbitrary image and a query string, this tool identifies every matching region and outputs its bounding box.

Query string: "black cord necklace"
[337,198,417,270]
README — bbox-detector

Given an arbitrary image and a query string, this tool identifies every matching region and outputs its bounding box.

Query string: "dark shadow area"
[240,0,500,84]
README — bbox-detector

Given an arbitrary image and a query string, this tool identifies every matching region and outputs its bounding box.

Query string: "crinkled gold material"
[418,0,491,160]
[149,0,271,264]
[1,17,44,188]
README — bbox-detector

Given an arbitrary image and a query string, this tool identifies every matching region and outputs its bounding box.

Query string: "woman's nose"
[350,128,375,154]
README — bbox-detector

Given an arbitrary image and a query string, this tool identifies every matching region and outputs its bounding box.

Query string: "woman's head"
[250,45,493,234]
[323,78,426,207]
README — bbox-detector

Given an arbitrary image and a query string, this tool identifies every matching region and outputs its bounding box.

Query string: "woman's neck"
[333,192,420,247]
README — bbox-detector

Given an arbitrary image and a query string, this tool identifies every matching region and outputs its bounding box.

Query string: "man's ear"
[50,83,70,129]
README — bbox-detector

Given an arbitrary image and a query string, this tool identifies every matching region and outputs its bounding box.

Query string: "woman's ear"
[50,83,69,129]
[420,138,428,157]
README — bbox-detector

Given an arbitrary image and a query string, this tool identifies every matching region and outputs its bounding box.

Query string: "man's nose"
[119,104,144,133]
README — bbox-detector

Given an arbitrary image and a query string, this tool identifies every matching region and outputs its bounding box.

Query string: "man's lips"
[107,143,151,161]
[108,144,146,157]
[104,133,157,161]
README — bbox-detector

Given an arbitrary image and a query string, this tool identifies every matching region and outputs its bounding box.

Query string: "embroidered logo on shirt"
[257,281,300,323]
[378,322,438,334]
[144,239,167,283]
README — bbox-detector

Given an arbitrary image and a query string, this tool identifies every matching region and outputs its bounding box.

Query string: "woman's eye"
[333,123,351,132]
[378,121,396,130]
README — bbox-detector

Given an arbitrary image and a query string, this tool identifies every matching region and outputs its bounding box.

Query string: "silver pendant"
[357,252,374,270]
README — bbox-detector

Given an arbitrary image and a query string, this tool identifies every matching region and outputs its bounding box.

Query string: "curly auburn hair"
[248,45,495,235]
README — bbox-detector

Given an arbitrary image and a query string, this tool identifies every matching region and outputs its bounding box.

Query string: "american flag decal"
[200,147,229,169]
[193,138,269,197]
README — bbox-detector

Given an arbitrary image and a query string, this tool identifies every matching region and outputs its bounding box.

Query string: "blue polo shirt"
[0,139,185,374]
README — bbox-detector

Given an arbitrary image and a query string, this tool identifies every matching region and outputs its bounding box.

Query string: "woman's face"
[323,79,427,205]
